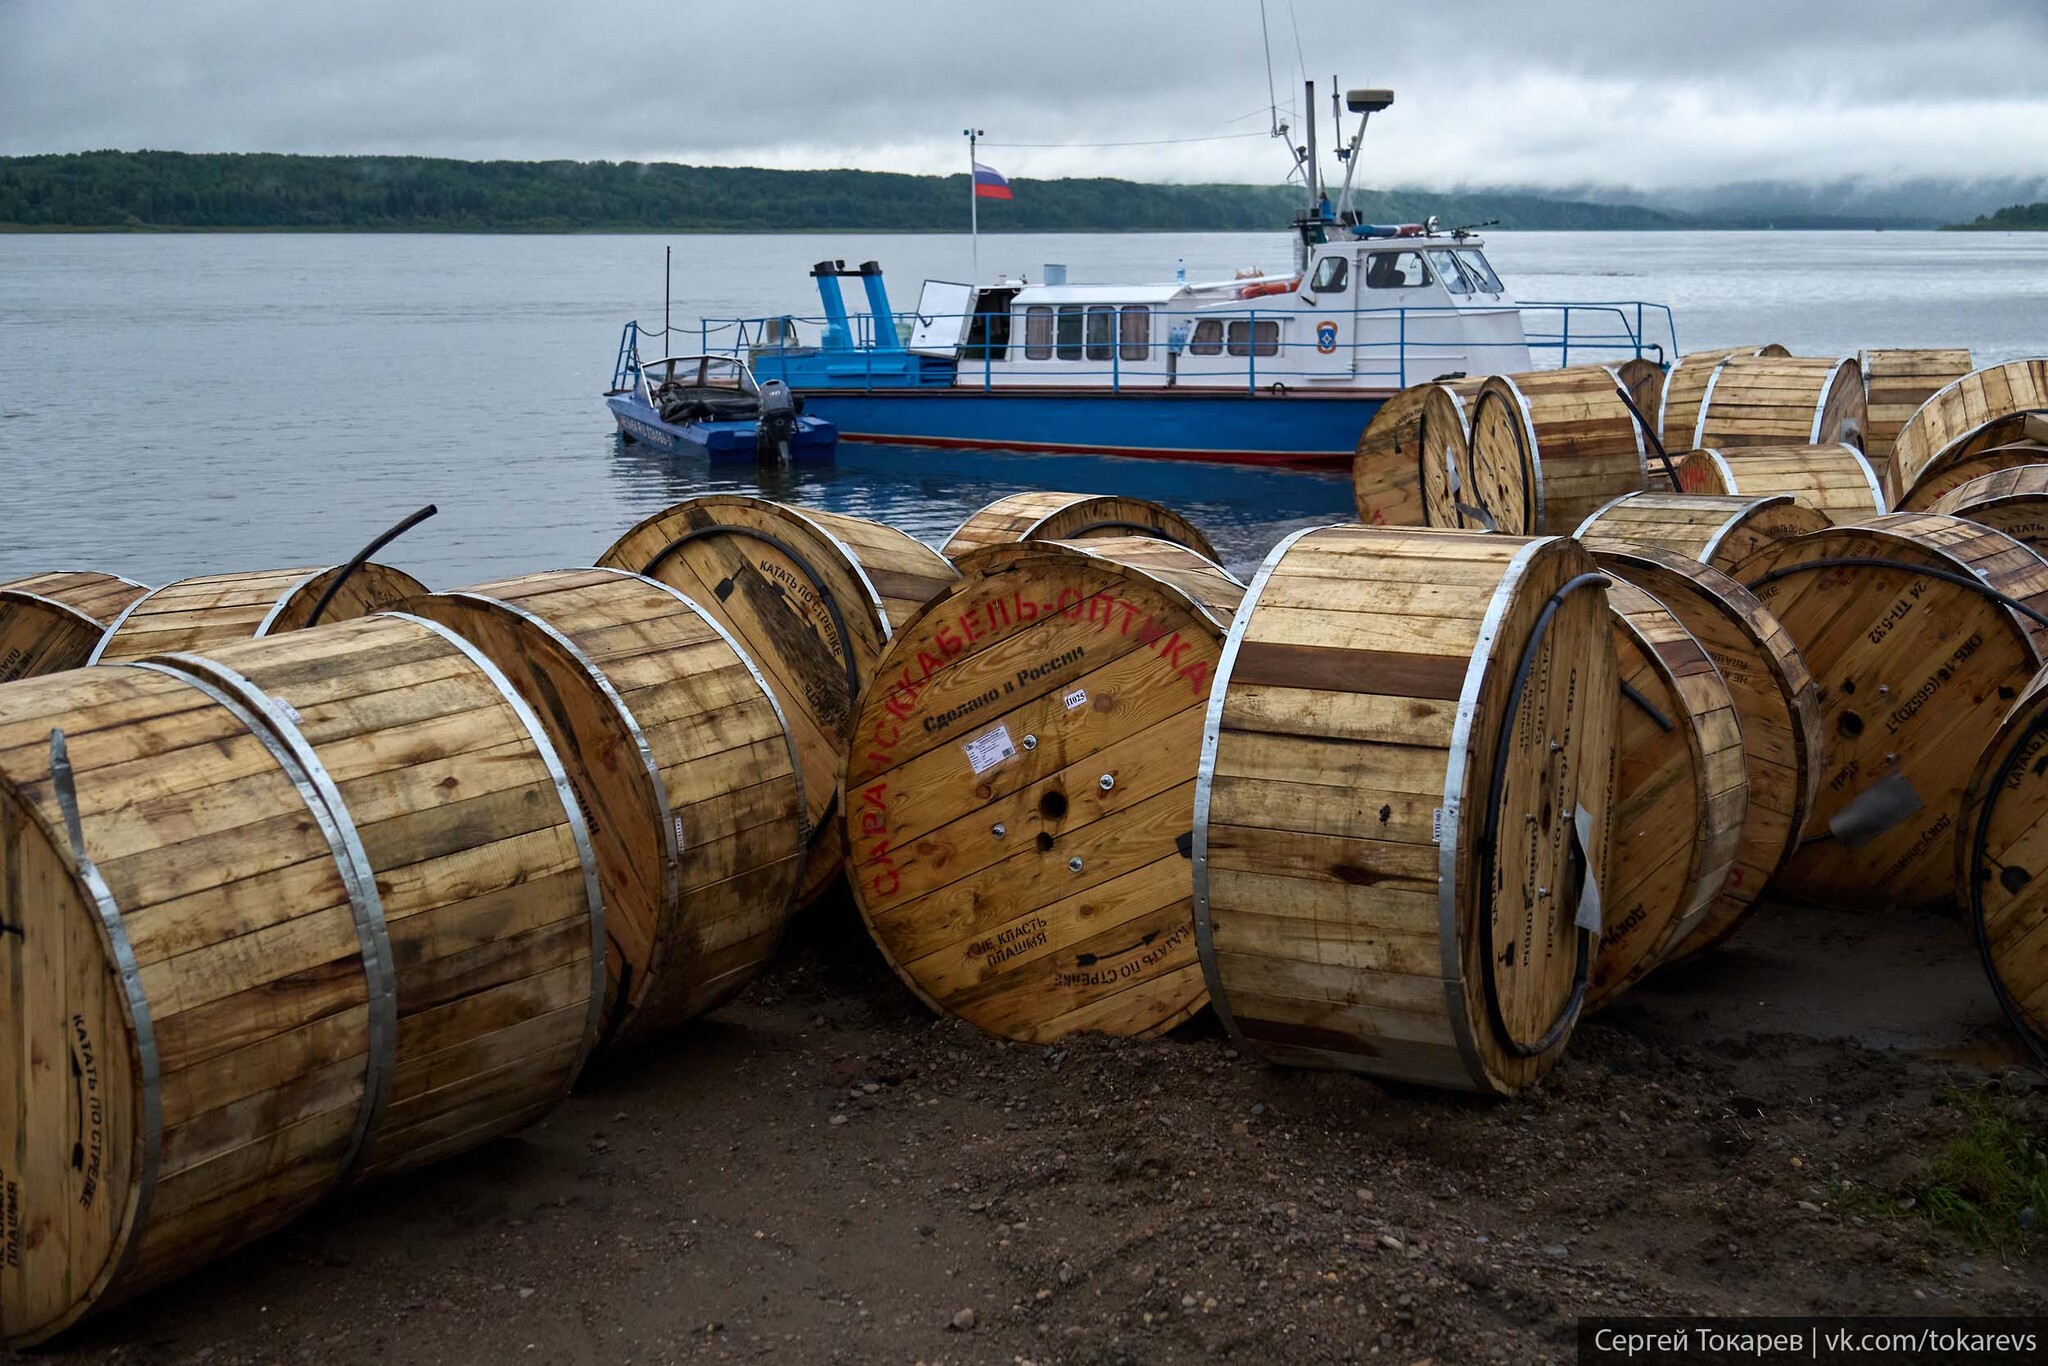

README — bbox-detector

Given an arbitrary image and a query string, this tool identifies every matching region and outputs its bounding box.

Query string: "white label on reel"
[1431,806,1445,844]
[964,724,1017,776]
[1064,687,1088,711]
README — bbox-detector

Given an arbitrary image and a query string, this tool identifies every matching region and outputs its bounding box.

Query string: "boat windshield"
[645,355,760,397]
[1457,250,1505,293]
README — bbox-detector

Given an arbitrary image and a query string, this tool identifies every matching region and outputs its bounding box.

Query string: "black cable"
[1742,556,2048,634]
[1612,383,1681,491]
[305,504,438,628]
[1966,713,2048,1070]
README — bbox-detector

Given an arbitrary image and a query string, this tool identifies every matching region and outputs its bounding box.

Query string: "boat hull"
[789,388,1386,469]
[607,394,838,462]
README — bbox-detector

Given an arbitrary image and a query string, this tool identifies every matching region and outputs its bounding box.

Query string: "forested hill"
[1949,202,2048,230]
[0,150,1685,232]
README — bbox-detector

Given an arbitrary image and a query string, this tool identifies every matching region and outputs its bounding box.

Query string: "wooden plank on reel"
[1574,492,1827,574]
[141,613,606,1182]
[0,664,373,1346]
[1731,512,2048,909]
[1355,378,1485,528]
[1676,444,1886,524]
[1958,666,2048,1063]
[90,563,425,664]
[1693,354,1867,453]
[1886,359,2048,507]
[1658,345,1788,457]
[0,571,150,683]
[1590,581,1746,1006]
[1585,547,1820,961]
[1195,528,1620,1094]
[1462,367,1649,535]
[845,537,1242,1044]
[1892,427,2048,512]
[942,492,1220,565]
[596,496,960,904]
[1861,348,1974,466]
[406,568,807,1047]
[1929,465,2048,555]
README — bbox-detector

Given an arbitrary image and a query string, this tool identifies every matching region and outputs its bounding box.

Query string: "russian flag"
[972,160,1013,201]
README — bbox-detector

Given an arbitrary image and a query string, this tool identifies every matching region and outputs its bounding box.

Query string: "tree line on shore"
[0,150,1686,232]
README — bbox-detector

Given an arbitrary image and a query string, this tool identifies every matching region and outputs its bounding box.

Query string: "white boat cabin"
[918,233,1531,392]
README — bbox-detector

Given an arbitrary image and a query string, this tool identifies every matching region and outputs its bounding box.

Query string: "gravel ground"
[21,897,2048,1366]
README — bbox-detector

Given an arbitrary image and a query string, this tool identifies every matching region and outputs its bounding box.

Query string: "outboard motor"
[757,379,798,465]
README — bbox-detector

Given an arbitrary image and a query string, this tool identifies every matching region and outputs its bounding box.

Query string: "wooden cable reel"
[0,572,150,683]
[1886,359,2048,506]
[1861,348,1974,465]
[845,537,1242,1043]
[1930,466,2048,555]
[1462,367,1649,535]
[1194,529,1619,1094]
[1585,547,1819,961]
[1658,345,1789,456]
[1958,666,2048,1064]
[1574,492,1827,573]
[1891,418,2048,512]
[1692,354,1867,453]
[1731,512,2048,909]
[1355,378,1486,528]
[90,563,426,664]
[1613,357,1665,423]
[1591,582,1746,1005]
[942,492,1220,565]
[141,614,605,1178]
[1675,444,1887,524]
[405,568,807,1046]
[596,496,959,904]
[1415,381,1489,530]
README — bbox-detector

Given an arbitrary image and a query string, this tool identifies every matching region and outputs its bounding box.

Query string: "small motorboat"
[606,352,837,463]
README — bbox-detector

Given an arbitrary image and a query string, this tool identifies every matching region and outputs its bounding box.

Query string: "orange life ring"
[1236,275,1302,300]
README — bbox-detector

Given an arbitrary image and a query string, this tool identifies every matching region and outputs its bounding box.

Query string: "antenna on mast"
[1259,0,1282,138]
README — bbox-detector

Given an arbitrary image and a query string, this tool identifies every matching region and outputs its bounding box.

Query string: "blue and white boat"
[612,88,1677,469]
[605,352,838,462]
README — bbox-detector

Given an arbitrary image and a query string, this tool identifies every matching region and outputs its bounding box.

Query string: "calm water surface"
[2,230,2044,585]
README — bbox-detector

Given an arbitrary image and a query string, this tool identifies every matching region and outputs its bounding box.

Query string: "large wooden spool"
[1732,512,2048,909]
[0,611,604,1346]
[1194,528,1619,1094]
[596,496,959,904]
[1693,354,1866,453]
[1574,492,1827,574]
[1355,377,1485,528]
[1658,345,1789,456]
[1958,667,2048,1061]
[845,537,1241,1043]
[1861,348,1974,465]
[1930,466,2048,555]
[1586,547,1820,961]
[1885,359,2048,507]
[1590,582,1745,1005]
[1891,418,2048,512]
[146,614,605,1177]
[942,492,1219,565]
[89,563,426,665]
[0,572,150,683]
[1676,444,1886,523]
[406,569,806,1046]
[1462,367,1650,535]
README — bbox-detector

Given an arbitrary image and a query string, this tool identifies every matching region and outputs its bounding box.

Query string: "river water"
[2,230,2044,584]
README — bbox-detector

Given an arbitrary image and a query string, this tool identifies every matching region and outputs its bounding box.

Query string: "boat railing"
[689,298,1677,393]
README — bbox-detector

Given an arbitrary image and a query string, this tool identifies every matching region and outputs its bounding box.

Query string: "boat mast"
[964,127,983,284]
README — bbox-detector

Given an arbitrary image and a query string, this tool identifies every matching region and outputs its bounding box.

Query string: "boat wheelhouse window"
[1428,250,1473,295]
[1188,318,1224,356]
[1119,306,1150,361]
[1056,305,1084,359]
[1085,305,1115,361]
[1364,251,1432,289]
[1226,319,1281,357]
[1025,305,1054,359]
[1457,250,1504,294]
[1310,255,1349,294]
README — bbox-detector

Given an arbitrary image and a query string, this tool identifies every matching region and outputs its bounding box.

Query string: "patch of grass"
[1837,1083,2048,1256]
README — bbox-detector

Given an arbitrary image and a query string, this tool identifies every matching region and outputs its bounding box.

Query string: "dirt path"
[27,899,2048,1366]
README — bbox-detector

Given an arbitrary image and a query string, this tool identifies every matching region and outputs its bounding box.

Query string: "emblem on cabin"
[1315,321,1339,354]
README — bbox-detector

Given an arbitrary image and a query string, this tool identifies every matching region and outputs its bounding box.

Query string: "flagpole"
[964,127,982,283]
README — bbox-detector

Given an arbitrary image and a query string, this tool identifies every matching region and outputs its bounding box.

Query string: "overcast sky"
[3,0,2045,193]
